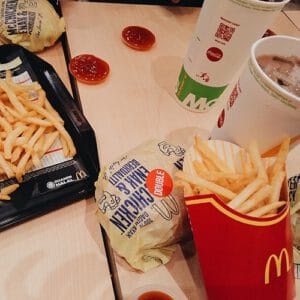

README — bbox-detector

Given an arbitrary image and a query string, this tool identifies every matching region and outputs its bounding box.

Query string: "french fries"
[175,137,289,218]
[0,72,76,199]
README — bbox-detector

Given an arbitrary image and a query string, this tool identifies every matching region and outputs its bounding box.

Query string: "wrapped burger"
[0,0,65,52]
[94,139,190,272]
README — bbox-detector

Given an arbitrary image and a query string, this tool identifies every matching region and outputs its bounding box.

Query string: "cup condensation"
[211,35,300,153]
[175,0,290,113]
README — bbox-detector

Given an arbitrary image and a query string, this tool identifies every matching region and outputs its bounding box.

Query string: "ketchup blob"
[138,290,173,300]
[122,26,156,51]
[69,54,109,84]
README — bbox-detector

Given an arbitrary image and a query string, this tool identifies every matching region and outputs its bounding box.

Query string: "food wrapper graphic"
[181,140,295,300]
[185,194,295,300]
[0,0,65,52]
[95,139,190,272]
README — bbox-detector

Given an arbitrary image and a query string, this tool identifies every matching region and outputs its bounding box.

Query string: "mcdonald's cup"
[175,0,290,112]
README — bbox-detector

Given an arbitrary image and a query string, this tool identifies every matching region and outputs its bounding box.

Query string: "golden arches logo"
[264,248,291,284]
[75,170,87,180]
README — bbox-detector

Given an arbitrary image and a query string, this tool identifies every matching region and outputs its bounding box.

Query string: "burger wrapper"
[95,139,190,272]
[0,0,65,52]
[289,173,300,278]
[183,140,295,300]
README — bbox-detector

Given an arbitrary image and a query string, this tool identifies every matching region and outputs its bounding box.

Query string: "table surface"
[0,1,299,299]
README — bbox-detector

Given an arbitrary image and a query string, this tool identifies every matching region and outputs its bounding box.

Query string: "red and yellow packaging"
[182,139,295,300]
[185,193,295,300]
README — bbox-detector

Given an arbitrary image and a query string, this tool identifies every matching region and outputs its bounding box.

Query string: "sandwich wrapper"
[0,0,65,52]
[183,140,295,300]
[95,139,190,272]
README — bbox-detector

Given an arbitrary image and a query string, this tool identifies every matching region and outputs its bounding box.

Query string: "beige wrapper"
[291,184,300,264]
[95,140,189,272]
[0,0,65,52]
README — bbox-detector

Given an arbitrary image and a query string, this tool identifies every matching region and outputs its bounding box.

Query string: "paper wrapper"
[0,0,65,52]
[289,174,300,279]
[183,140,295,300]
[95,140,190,272]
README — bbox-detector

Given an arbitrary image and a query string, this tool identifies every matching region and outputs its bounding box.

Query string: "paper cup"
[175,0,290,113]
[183,140,295,300]
[127,284,179,300]
[211,35,300,153]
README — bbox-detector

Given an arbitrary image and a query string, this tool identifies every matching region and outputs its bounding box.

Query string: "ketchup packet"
[94,140,189,272]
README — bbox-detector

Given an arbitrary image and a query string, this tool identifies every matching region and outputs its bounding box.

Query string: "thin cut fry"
[195,136,231,172]
[248,140,268,182]
[0,102,15,123]
[194,160,240,181]
[0,116,12,132]
[44,99,64,124]
[239,149,253,175]
[1,184,19,195]
[20,99,76,156]
[4,125,27,159]
[0,80,27,116]
[269,171,286,204]
[228,177,264,209]
[41,131,59,155]
[0,194,10,200]
[237,185,272,214]
[268,137,290,180]
[16,151,31,182]
[11,147,23,163]
[248,201,286,217]
[0,152,14,178]
[193,186,213,196]
[176,170,236,200]
[24,117,52,127]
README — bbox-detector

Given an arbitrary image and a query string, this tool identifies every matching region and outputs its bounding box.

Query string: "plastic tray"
[0,44,100,230]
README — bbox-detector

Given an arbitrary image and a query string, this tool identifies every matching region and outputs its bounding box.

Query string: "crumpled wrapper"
[0,0,65,52]
[95,139,190,272]
[290,175,300,265]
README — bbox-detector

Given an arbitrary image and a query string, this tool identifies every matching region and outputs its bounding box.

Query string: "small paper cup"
[211,35,300,153]
[127,284,179,300]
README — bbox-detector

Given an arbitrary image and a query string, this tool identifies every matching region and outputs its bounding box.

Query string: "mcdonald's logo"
[264,248,291,284]
[75,170,87,180]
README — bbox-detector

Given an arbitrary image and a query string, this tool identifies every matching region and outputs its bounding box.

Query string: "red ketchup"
[137,291,174,300]
[69,54,109,84]
[122,26,156,51]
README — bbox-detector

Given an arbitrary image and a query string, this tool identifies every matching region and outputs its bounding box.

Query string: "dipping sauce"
[137,290,174,300]
[69,54,109,84]
[122,26,156,51]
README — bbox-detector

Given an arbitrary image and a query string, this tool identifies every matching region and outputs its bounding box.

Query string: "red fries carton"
[181,140,295,300]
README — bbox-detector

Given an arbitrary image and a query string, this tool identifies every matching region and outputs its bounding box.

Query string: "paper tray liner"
[0,44,99,230]
[185,193,295,300]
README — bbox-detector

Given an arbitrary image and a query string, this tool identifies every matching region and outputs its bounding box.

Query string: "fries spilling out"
[0,71,76,200]
[175,136,290,218]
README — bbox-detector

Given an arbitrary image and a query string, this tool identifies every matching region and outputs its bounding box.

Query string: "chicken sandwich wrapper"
[0,0,65,52]
[95,140,189,272]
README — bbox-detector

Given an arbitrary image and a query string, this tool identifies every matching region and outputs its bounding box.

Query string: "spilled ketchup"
[137,290,173,300]
[69,54,109,84]
[122,26,156,51]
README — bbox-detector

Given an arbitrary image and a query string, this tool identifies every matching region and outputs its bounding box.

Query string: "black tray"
[0,44,100,230]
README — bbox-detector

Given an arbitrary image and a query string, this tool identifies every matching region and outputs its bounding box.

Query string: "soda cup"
[175,0,290,113]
